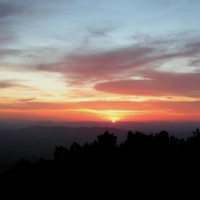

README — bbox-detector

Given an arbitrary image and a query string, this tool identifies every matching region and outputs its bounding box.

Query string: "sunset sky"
[0,0,200,122]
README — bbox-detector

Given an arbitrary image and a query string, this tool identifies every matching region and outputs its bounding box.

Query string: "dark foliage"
[1,129,200,195]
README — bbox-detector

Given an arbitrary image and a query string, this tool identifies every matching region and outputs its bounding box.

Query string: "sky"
[0,0,200,122]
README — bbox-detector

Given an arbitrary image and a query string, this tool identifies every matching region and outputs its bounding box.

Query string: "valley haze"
[0,120,199,165]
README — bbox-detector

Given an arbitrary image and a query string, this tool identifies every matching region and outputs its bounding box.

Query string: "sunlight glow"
[75,108,151,121]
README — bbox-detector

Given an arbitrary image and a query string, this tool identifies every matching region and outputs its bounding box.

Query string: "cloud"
[0,101,78,110]
[37,45,155,84]
[0,32,17,45]
[19,98,36,102]
[37,32,200,85]
[0,80,34,89]
[190,59,200,67]
[95,72,200,97]
[0,98,200,122]
[0,1,30,51]
[0,80,20,88]
[87,25,115,37]
[0,101,200,117]
[0,1,24,18]
[75,24,116,51]
[0,49,22,57]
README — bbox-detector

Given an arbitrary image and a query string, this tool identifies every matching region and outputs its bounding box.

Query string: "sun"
[112,119,116,123]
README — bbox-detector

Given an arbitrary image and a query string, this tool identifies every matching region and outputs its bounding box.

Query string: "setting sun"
[0,0,200,123]
[1,0,200,190]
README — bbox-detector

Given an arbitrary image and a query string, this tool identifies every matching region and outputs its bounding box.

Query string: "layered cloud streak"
[37,34,200,99]
[1,0,200,121]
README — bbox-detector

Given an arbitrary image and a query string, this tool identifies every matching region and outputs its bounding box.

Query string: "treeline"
[2,129,200,186]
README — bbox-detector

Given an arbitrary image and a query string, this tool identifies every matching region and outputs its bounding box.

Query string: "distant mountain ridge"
[0,126,127,163]
[0,120,199,163]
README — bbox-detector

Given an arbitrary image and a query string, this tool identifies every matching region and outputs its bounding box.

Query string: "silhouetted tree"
[54,145,69,162]
[155,130,169,144]
[97,131,117,151]
[193,128,200,137]
[70,142,81,152]
[2,127,200,190]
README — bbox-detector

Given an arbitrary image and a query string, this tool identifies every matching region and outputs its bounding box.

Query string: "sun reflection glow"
[75,108,145,122]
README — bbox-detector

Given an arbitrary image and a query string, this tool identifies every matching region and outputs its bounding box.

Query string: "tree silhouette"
[97,131,117,150]
[2,127,200,192]
[192,128,200,138]
[54,145,69,162]
[70,142,81,152]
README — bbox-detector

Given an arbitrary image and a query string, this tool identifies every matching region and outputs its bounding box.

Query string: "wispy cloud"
[95,72,200,97]
[37,45,155,84]
[190,59,200,67]
[0,1,25,43]
[0,80,34,89]
[19,97,36,102]
[0,80,21,88]
[0,1,23,18]
[0,99,199,110]
[0,1,200,122]
[0,1,31,60]
[0,49,22,58]
[87,24,115,37]
[1,100,200,120]
[36,33,200,87]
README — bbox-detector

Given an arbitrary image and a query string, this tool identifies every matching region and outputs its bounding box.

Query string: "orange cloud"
[95,73,200,97]
[0,100,200,122]
[0,80,33,89]
[36,36,200,85]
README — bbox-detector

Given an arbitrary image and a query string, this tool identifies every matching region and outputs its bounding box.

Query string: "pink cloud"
[0,80,34,89]
[18,98,36,102]
[0,100,200,122]
[37,46,155,84]
[95,73,200,97]
[1,100,200,113]
[36,35,200,85]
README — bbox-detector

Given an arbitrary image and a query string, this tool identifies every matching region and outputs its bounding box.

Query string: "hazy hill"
[0,120,198,163]
[0,126,126,163]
